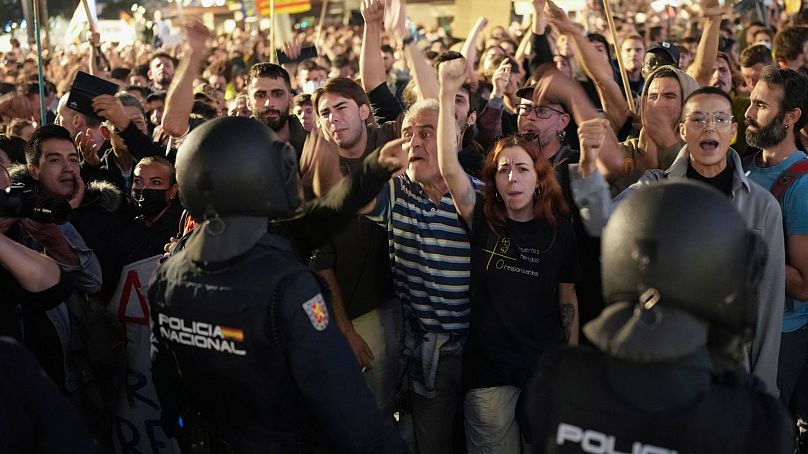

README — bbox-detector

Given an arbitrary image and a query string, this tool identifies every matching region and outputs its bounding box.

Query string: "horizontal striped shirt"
[368,174,482,334]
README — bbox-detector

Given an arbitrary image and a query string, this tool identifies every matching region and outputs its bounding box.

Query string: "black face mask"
[131,188,169,217]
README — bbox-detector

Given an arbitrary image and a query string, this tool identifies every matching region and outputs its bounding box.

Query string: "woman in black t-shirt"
[437,57,580,453]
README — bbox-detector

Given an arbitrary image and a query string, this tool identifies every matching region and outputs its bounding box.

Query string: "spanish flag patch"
[219,326,244,342]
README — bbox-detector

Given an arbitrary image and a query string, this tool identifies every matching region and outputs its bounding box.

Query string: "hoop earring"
[534,187,541,198]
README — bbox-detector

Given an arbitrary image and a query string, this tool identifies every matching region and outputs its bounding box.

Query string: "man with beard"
[148,53,176,92]
[744,66,808,444]
[246,62,307,158]
[162,23,308,158]
[571,87,786,397]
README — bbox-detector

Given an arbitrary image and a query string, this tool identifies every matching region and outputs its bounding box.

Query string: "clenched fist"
[577,117,610,176]
[438,57,468,95]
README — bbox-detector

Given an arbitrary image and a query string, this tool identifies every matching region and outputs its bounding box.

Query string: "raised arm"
[280,37,304,88]
[391,0,439,100]
[437,57,475,226]
[476,60,510,149]
[359,0,387,93]
[687,1,724,87]
[546,0,629,132]
[87,32,111,80]
[297,138,409,241]
[532,0,547,35]
[514,28,533,65]
[162,22,212,138]
[533,64,599,125]
[92,94,164,159]
[461,17,487,60]
[528,0,555,74]
[461,17,488,87]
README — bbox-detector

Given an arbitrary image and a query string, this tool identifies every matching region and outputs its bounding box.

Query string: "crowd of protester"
[3,0,808,451]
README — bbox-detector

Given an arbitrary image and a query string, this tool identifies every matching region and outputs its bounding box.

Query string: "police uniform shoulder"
[275,271,332,333]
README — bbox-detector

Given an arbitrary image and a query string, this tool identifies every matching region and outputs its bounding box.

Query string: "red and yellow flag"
[256,0,311,16]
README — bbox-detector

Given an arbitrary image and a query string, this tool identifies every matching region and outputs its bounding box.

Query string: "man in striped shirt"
[362,98,481,453]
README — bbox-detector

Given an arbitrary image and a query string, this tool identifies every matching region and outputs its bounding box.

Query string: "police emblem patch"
[302,293,329,331]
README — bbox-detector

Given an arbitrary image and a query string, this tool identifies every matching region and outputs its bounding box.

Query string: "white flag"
[64,0,98,44]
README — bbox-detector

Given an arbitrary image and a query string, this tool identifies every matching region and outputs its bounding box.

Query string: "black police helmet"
[175,116,302,220]
[601,180,765,339]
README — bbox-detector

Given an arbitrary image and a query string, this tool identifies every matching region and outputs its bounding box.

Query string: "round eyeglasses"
[684,112,735,130]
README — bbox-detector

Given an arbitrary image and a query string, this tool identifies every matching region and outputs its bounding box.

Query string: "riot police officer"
[523,180,793,453]
[149,117,405,453]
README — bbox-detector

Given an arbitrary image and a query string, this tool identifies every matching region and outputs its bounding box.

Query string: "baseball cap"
[514,77,568,112]
[646,41,680,67]
[193,83,219,103]
[515,79,539,100]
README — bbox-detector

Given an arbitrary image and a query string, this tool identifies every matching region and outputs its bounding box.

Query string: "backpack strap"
[771,159,808,202]
[768,159,808,313]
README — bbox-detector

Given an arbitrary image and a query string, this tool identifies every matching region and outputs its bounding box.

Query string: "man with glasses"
[514,94,570,164]
[570,86,785,396]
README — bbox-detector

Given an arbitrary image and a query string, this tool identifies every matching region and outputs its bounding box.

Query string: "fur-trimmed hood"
[7,163,122,213]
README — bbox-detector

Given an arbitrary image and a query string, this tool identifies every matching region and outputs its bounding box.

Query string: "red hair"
[482,136,569,232]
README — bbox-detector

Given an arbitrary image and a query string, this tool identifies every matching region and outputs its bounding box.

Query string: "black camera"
[0,184,71,224]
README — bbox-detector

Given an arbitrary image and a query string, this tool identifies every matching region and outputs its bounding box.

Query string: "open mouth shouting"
[699,139,720,153]
[408,149,427,165]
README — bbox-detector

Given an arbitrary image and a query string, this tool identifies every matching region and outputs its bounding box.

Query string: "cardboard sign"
[108,255,179,454]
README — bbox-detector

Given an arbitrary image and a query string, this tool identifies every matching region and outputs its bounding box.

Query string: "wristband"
[402,34,415,46]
